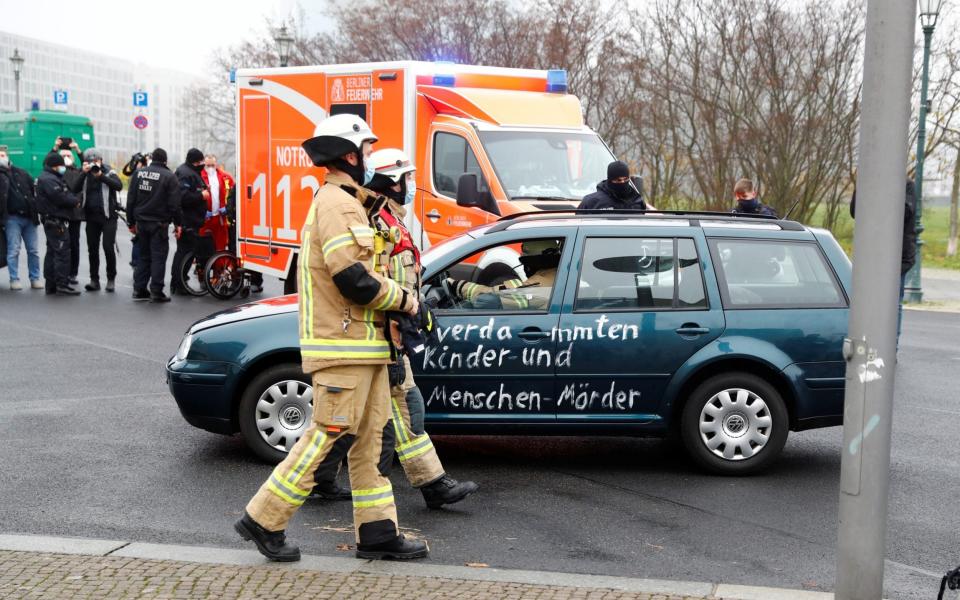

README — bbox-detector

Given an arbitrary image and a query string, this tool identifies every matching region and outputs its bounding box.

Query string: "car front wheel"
[238,364,313,463]
[681,372,788,475]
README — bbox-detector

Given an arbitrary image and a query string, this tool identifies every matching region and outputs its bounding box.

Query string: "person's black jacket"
[78,166,123,221]
[174,163,208,230]
[36,167,80,221]
[0,162,39,225]
[127,163,182,227]
[62,165,85,221]
[579,180,646,210]
[850,180,917,275]
[732,199,778,218]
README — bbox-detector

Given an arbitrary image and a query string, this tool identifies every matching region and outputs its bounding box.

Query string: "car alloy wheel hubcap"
[255,380,313,453]
[699,387,773,461]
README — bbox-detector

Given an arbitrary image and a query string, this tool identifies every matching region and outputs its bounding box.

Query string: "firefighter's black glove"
[387,360,406,387]
[388,304,439,355]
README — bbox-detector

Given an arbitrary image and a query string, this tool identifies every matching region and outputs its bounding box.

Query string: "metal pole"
[904,26,934,303]
[14,71,21,112]
[835,1,916,599]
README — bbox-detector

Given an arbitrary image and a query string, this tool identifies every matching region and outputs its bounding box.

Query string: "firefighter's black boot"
[234,512,301,562]
[308,480,352,501]
[420,474,479,509]
[356,534,428,560]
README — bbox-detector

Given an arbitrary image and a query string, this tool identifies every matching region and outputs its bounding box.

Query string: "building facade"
[0,31,201,169]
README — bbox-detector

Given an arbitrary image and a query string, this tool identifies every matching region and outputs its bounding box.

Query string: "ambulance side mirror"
[457,173,500,216]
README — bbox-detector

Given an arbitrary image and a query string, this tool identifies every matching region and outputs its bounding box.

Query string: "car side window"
[575,237,707,311]
[433,132,488,198]
[426,238,564,312]
[711,239,846,308]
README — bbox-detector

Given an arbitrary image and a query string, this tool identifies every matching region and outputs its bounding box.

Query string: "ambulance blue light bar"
[433,74,456,86]
[546,69,568,93]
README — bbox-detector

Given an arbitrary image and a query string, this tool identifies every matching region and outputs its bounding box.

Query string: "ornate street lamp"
[273,23,295,68]
[905,0,944,303]
[9,48,24,112]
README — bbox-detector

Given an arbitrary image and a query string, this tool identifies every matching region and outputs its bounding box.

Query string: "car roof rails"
[485,209,802,235]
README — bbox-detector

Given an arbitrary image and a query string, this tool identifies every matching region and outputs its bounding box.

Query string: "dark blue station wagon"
[168,212,851,474]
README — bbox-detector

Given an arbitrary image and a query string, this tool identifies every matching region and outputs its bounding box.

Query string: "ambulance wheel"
[238,364,313,463]
[179,252,209,296]
[680,373,788,475]
[204,252,243,300]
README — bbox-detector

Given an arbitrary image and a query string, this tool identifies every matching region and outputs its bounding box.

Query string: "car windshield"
[479,130,616,201]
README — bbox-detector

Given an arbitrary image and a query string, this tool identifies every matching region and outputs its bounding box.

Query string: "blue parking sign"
[53,90,68,105]
[133,91,148,107]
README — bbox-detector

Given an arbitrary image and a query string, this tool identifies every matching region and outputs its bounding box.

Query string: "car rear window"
[710,239,846,309]
[575,237,707,311]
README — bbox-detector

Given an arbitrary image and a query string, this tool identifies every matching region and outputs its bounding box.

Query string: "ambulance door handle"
[427,209,441,219]
[246,185,252,200]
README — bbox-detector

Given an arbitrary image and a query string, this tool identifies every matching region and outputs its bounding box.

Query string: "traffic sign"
[53,90,68,105]
[133,91,148,107]
[133,115,149,130]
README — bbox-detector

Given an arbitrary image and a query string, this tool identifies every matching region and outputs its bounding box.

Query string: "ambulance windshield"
[479,130,616,201]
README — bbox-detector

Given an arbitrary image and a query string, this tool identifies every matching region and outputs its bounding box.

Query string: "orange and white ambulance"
[233,61,617,292]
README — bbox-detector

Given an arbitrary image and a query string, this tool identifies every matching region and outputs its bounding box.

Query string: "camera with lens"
[58,137,73,150]
[89,163,101,174]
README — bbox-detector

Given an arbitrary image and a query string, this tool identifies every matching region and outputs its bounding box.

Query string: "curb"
[0,533,835,599]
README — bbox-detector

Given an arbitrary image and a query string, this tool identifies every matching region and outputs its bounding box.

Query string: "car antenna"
[782,197,803,221]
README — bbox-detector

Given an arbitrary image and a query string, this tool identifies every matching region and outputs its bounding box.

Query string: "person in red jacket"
[200,154,233,254]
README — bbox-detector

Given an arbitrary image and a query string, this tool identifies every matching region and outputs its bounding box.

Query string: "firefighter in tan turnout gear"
[309,148,479,508]
[447,239,561,310]
[235,115,428,562]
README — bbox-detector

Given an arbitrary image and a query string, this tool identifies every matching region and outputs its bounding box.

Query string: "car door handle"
[518,327,550,341]
[675,324,709,336]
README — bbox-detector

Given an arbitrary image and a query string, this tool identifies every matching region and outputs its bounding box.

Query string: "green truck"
[0,110,95,178]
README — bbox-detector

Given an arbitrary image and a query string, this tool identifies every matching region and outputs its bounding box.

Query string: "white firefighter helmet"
[368,148,415,182]
[301,114,378,166]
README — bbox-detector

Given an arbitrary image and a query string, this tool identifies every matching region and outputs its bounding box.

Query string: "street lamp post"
[9,48,24,113]
[273,23,295,68]
[904,0,944,303]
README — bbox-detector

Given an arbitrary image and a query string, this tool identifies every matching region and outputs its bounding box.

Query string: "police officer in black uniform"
[36,152,81,296]
[126,148,182,302]
[171,148,209,295]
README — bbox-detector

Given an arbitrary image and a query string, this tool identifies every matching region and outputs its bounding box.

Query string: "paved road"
[0,229,958,599]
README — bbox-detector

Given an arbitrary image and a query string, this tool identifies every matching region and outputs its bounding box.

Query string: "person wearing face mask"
[731,178,777,217]
[78,149,123,292]
[236,114,428,563]
[36,152,82,296]
[171,148,210,295]
[308,148,479,510]
[54,143,86,286]
[0,145,42,290]
[579,160,648,211]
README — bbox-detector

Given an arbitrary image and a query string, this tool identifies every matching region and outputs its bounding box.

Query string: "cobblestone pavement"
[0,551,715,600]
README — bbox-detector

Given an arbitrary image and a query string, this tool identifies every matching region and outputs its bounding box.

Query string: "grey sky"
[0,0,322,78]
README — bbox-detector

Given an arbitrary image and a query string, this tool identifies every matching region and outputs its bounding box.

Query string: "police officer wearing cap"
[171,148,209,295]
[36,152,81,295]
[309,148,479,509]
[236,114,427,562]
[126,148,182,302]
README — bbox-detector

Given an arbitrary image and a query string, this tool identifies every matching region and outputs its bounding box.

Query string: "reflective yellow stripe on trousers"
[266,430,328,506]
[352,483,394,508]
[397,434,434,463]
[300,338,391,359]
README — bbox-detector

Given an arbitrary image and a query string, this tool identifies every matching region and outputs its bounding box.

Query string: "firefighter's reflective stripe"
[267,474,309,506]
[390,396,409,444]
[462,282,481,300]
[397,434,434,463]
[391,254,406,287]
[373,279,401,310]
[349,225,375,242]
[501,279,522,289]
[503,292,530,309]
[286,430,327,485]
[352,483,394,508]
[363,308,376,341]
[300,233,314,337]
[300,338,391,359]
[322,233,355,259]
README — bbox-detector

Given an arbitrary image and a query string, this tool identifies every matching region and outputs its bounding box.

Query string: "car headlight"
[175,333,193,361]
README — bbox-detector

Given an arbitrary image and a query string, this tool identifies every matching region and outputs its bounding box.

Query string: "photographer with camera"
[53,137,85,286]
[171,148,209,296]
[78,149,122,292]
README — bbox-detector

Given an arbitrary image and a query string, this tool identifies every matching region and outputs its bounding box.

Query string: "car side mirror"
[457,173,501,216]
